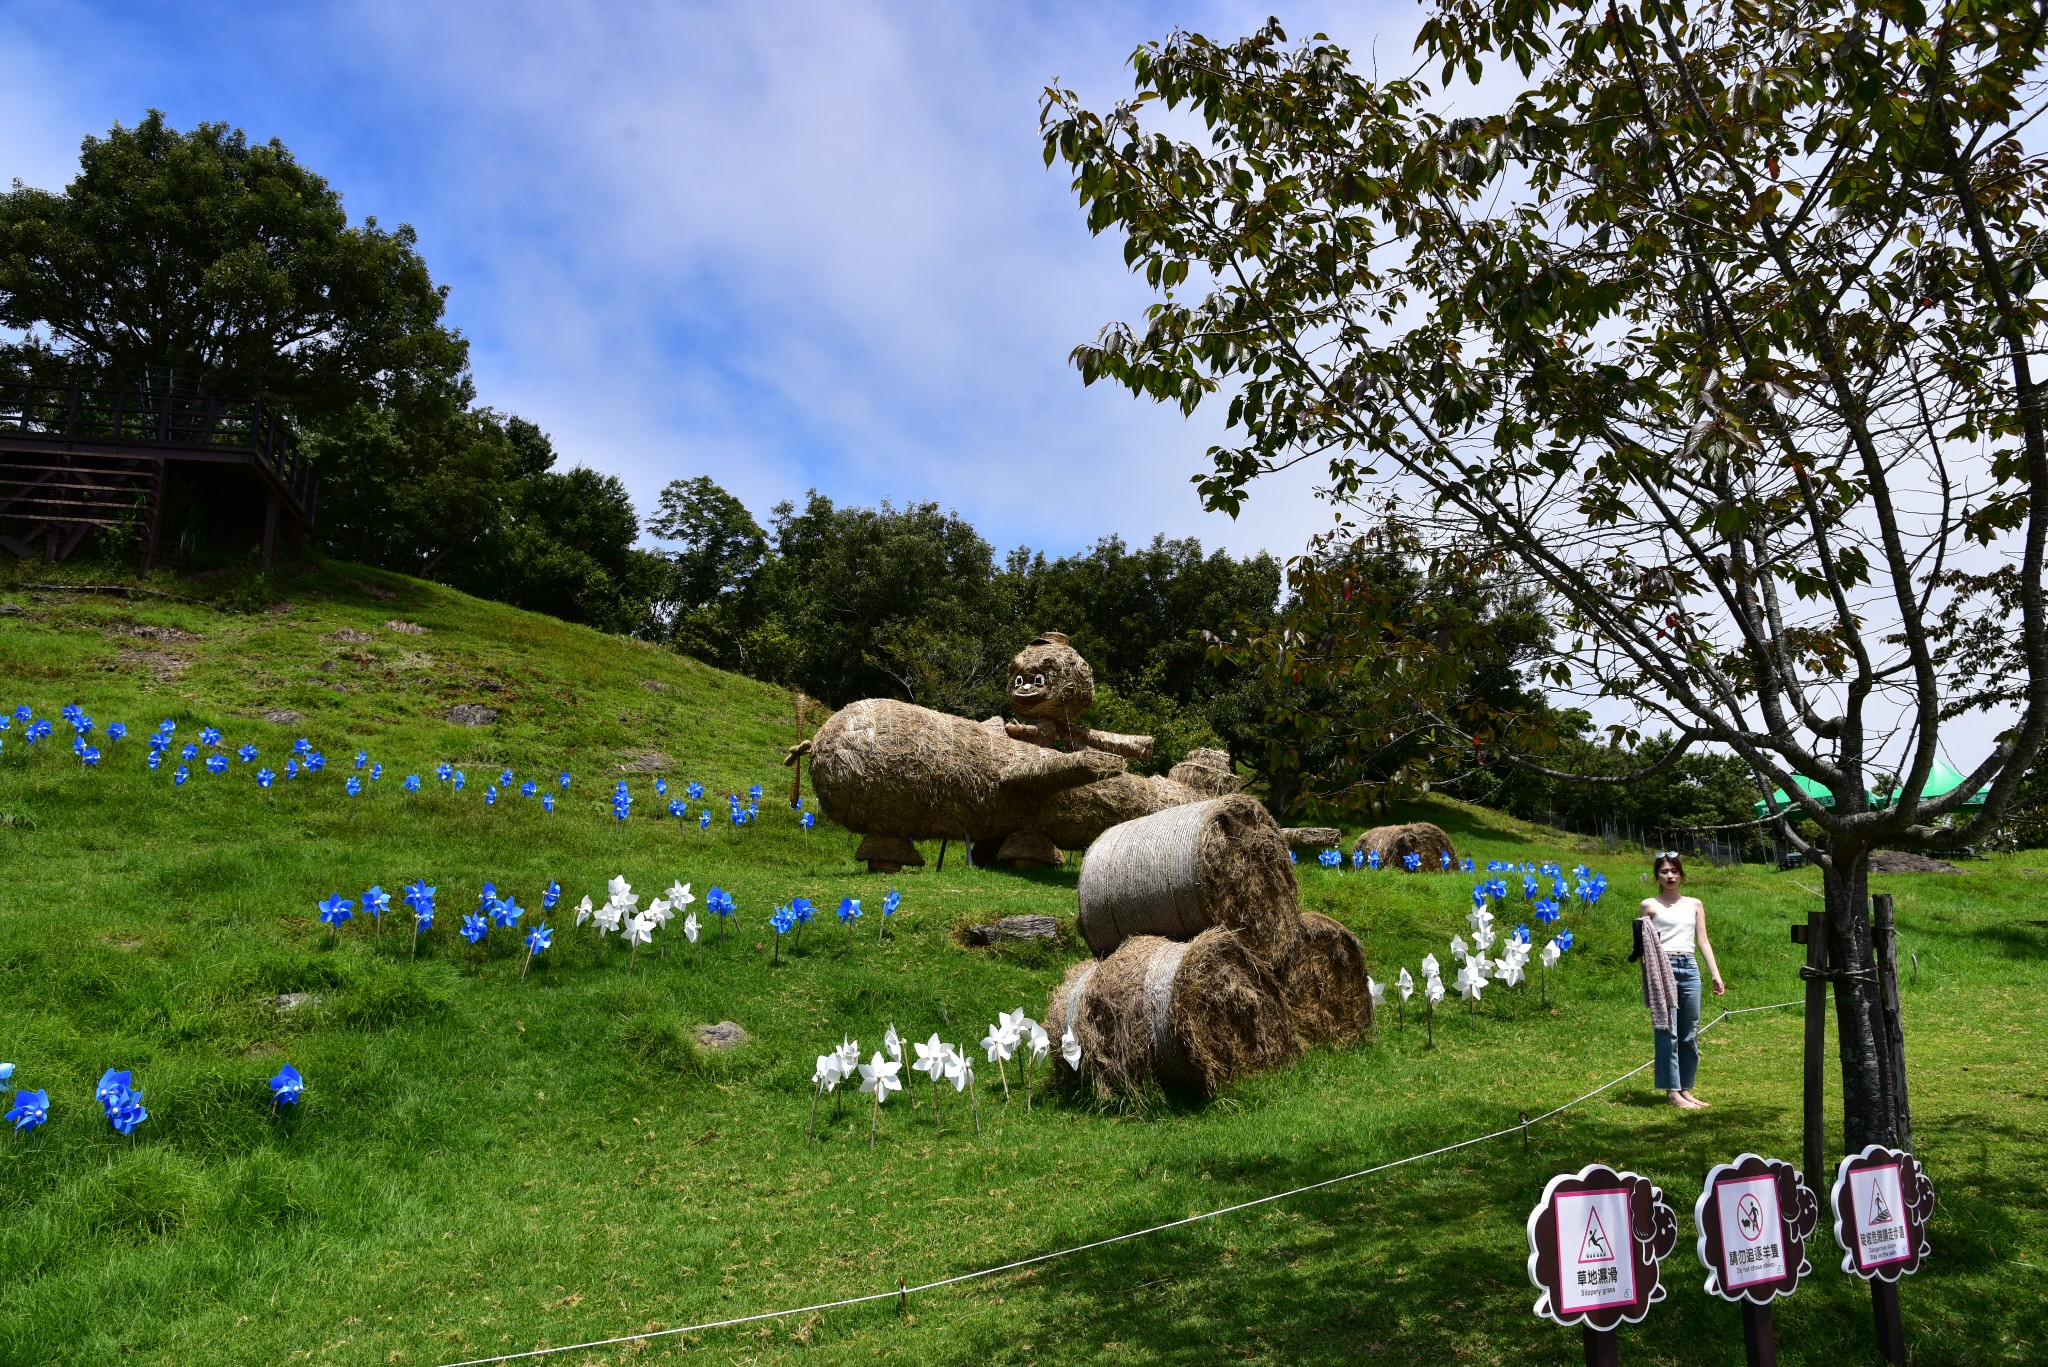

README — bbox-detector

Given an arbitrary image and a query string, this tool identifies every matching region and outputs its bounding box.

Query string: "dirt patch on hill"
[618,750,674,773]
[114,648,188,680]
[1869,849,1964,874]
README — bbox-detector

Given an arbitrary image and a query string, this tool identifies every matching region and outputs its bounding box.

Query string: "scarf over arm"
[1633,915,1678,1034]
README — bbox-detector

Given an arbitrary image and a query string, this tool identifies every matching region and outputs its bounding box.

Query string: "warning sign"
[1847,1163,1910,1269]
[1527,1164,1678,1330]
[1557,1188,1637,1313]
[1695,1153,1818,1304]
[1830,1145,1933,1284]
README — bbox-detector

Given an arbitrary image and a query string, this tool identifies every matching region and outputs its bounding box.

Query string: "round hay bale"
[1279,912,1372,1044]
[1353,821,1457,870]
[1048,930,1298,1099]
[1168,748,1243,797]
[1076,796,1302,966]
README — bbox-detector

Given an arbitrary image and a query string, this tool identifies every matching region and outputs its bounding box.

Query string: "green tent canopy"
[1753,760,1987,818]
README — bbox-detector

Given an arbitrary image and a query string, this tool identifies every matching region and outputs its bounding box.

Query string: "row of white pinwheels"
[811,1011,1081,1146]
[1367,904,1580,1046]
[2,704,809,833]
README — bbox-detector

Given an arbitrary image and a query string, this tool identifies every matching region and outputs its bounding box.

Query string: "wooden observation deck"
[0,381,319,570]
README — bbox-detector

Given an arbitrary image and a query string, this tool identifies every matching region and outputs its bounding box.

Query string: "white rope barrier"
[436,1000,1806,1366]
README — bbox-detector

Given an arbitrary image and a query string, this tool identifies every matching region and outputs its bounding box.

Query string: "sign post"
[1830,1145,1934,1365]
[1526,1164,1679,1365]
[1694,1154,1821,1367]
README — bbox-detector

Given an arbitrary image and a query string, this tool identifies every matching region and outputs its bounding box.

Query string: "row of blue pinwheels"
[1,1062,302,1138]
[313,876,905,970]
[3,704,807,829]
[1312,848,1481,872]
[810,1010,1079,1146]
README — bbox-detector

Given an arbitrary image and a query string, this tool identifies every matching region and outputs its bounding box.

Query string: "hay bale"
[1168,747,1243,796]
[962,915,1060,947]
[996,830,1064,867]
[1047,930,1298,1098]
[1076,796,1302,967]
[1279,912,1372,1044]
[1354,821,1457,870]
[1282,827,1342,851]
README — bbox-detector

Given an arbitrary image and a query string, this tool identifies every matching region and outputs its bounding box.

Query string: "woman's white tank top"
[1645,898,1697,956]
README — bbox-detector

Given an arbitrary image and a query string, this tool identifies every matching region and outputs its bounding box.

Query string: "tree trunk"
[1823,849,1902,1152]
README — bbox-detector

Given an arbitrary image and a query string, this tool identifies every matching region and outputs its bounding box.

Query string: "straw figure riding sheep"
[797,632,1335,871]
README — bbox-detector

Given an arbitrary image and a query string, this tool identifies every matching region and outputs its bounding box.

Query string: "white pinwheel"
[1061,1025,1082,1071]
[1021,1018,1051,1110]
[1541,939,1562,969]
[913,1033,949,1128]
[644,896,672,926]
[607,874,634,906]
[575,895,595,928]
[1456,959,1486,1002]
[592,899,623,937]
[1466,906,1495,936]
[1395,967,1415,1027]
[622,913,653,973]
[997,1007,1028,1046]
[1450,934,1469,962]
[858,1050,902,1147]
[837,1036,861,1073]
[944,1045,980,1133]
[683,910,700,945]
[665,880,694,912]
[1496,955,1526,988]
[981,1020,1016,1101]
[1421,952,1441,979]
[1424,973,1445,1005]
[1473,925,1496,956]
[1368,976,1385,1011]
[884,1023,903,1062]
[809,1051,843,1138]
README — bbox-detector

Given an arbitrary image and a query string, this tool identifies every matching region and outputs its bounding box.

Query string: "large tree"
[1043,3,2048,1153]
[0,110,464,410]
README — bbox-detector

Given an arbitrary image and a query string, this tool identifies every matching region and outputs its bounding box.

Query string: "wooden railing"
[0,380,318,520]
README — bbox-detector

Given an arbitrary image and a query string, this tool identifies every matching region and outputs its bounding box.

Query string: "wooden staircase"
[0,449,164,564]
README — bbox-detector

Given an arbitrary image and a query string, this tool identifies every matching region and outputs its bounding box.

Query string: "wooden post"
[936,837,948,872]
[1872,894,1913,1151]
[1798,910,1830,1190]
[1741,1301,1777,1367]
[1871,1280,1906,1363]
[261,492,279,569]
[1582,1326,1618,1366]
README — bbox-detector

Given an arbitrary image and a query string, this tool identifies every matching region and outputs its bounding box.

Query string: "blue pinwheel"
[686,781,703,800]
[5,1088,48,1134]
[1522,873,1539,901]
[749,783,763,801]
[437,761,453,781]
[204,752,228,776]
[147,750,163,772]
[522,780,538,798]
[791,897,814,944]
[1319,848,1340,869]
[406,880,437,952]
[1472,883,1489,909]
[499,768,514,788]
[801,811,816,832]
[200,725,221,746]
[174,765,190,786]
[404,773,421,793]
[1439,850,1453,870]
[77,743,101,767]
[543,881,561,911]
[237,742,258,763]
[521,923,553,978]
[355,751,369,770]
[97,1069,148,1135]
[180,742,197,761]
[1461,857,1475,872]
[668,799,685,818]
[559,771,571,788]
[655,778,667,796]
[285,758,299,779]
[1487,877,1510,902]
[269,1065,304,1107]
[346,775,363,797]
[1352,849,1366,869]
[879,888,901,941]
[698,810,710,831]
[492,896,524,930]
[318,893,353,943]
[452,770,466,791]
[106,722,126,743]
[307,752,326,773]
[1512,922,1532,944]
[707,886,734,937]
[362,885,391,933]
[485,785,498,806]
[1366,849,1382,871]
[770,905,795,961]
[837,897,862,932]
[542,792,555,813]
[1402,851,1422,872]
[370,762,382,781]
[294,738,312,757]
[1555,929,1576,953]
[460,913,488,946]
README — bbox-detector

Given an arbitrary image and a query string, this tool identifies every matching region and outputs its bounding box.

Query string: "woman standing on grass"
[1633,852,1725,1110]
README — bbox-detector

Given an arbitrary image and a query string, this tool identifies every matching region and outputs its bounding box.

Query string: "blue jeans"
[1654,955,1702,1090]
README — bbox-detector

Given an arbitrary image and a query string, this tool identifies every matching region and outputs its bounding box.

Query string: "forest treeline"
[0,111,1791,837]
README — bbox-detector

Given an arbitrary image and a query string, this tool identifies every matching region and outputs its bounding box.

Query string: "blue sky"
[1,0,1419,562]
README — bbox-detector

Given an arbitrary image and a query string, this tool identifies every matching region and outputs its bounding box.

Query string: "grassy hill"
[0,561,2041,1366]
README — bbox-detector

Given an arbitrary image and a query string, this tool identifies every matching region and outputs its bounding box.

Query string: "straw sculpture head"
[1008,632,1095,722]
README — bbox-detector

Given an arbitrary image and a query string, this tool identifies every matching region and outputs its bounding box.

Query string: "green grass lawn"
[1,564,2041,1366]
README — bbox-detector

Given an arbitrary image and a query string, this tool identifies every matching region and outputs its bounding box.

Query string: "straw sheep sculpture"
[805,632,1238,870]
